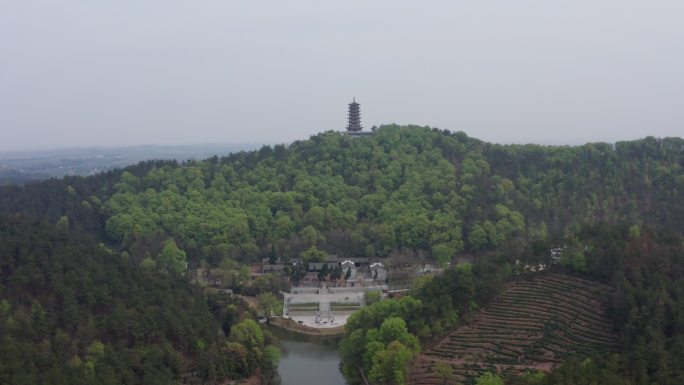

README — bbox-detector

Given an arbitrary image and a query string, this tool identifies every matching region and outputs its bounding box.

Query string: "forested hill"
[0,125,682,385]
[0,215,280,385]
[1,125,682,267]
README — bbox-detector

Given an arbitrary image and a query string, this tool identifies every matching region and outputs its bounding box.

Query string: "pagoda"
[345,98,373,136]
[346,98,363,132]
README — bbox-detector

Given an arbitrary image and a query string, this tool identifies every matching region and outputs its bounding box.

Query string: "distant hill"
[0,143,263,184]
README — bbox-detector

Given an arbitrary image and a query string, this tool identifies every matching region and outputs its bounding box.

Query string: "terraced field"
[410,273,618,384]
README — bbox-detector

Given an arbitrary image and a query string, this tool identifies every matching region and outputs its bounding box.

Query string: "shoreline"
[268,317,346,337]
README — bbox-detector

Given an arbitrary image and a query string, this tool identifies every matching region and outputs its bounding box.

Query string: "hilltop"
[1,125,681,269]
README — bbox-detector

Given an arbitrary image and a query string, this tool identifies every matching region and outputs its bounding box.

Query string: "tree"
[303,206,325,228]
[475,372,504,385]
[256,292,282,319]
[229,319,264,349]
[377,317,419,352]
[268,245,277,264]
[289,262,307,286]
[434,361,454,385]
[561,243,587,273]
[158,238,187,274]
[330,265,343,281]
[56,215,69,231]
[432,243,454,268]
[515,371,545,385]
[368,341,414,385]
[568,250,587,272]
[302,225,323,246]
[468,223,488,251]
[301,245,326,263]
[365,290,381,305]
[253,273,275,293]
[410,275,433,295]
[318,263,329,282]
[140,257,156,269]
[261,345,281,383]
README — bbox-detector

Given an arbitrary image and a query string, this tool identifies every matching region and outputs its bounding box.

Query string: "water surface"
[269,326,347,385]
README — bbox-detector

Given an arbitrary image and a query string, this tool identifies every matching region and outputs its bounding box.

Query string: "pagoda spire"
[346,98,363,132]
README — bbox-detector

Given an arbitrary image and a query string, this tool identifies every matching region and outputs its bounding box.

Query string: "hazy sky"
[2,1,683,150]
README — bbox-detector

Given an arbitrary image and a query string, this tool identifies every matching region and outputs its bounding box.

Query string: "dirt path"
[238,295,259,310]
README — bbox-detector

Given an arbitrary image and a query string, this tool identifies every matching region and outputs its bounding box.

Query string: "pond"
[268,326,347,385]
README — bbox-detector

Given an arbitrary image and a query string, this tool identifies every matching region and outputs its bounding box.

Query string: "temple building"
[345,98,373,137]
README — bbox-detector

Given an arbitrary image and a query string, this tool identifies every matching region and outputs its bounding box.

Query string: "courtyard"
[283,285,386,328]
